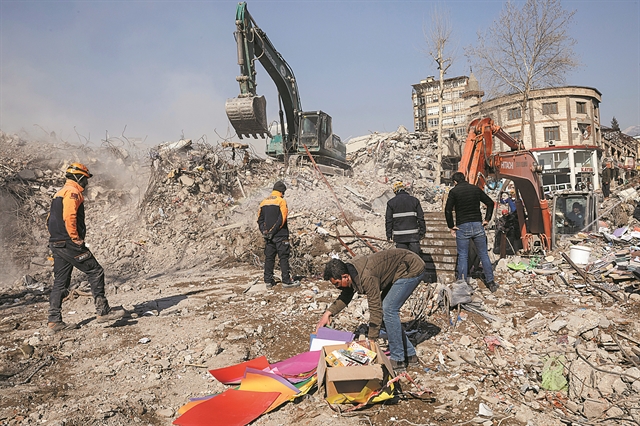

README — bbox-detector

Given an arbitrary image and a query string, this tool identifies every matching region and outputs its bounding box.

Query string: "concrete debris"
[0,128,639,425]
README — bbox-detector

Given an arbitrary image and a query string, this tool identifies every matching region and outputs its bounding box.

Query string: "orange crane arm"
[457,117,552,251]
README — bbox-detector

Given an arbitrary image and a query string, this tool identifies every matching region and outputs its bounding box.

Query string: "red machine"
[458,117,553,252]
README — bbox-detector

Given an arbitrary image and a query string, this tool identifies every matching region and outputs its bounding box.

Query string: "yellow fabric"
[326,377,395,404]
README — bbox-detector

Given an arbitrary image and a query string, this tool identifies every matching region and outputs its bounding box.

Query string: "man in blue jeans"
[445,172,498,292]
[315,249,427,373]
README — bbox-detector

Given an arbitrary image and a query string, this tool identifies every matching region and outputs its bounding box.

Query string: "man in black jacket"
[385,181,426,255]
[444,172,498,292]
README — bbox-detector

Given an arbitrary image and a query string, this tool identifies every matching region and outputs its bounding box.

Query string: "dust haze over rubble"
[1,127,640,426]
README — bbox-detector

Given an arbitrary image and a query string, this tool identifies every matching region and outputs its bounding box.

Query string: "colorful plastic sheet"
[270,350,320,378]
[208,356,269,385]
[172,389,279,426]
[239,368,299,412]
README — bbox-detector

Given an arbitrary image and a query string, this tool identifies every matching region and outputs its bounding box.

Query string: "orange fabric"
[257,190,288,226]
[55,179,85,242]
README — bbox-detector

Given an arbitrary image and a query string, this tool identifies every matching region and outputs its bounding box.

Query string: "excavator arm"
[458,118,552,251]
[225,1,301,150]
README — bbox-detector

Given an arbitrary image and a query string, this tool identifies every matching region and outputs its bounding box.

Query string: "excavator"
[224,2,349,171]
[458,117,598,253]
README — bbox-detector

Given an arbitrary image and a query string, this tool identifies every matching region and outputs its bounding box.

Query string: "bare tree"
[466,0,579,141]
[425,5,453,185]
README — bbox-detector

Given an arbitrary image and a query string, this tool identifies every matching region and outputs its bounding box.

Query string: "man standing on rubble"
[602,162,613,199]
[47,163,124,333]
[445,172,498,292]
[385,181,426,255]
[315,249,427,372]
[257,181,299,288]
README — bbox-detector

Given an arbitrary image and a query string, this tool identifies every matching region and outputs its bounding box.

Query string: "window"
[427,118,439,127]
[507,108,522,120]
[544,126,560,143]
[542,102,558,114]
[442,117,454,126]
[442,105,453,114]
[509,131,521,141]
[577,102,586,114]
[453,115,466,124]
[455,126,466,137]
[427,106,439,116]
[453,102,464,112]
[574,150,593,168]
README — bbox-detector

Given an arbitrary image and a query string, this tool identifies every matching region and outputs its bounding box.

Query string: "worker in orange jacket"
[46,162,124,333]
[257,181,299,288]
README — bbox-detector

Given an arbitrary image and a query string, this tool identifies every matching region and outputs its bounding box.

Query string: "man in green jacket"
[316,249,426,372]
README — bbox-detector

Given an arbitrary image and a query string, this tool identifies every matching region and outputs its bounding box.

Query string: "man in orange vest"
[257,181,300,288]
[47,162,124,333]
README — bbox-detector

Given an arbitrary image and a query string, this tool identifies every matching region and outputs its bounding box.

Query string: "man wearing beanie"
[257,181,300,288]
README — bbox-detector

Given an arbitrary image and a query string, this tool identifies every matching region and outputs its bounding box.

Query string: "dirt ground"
[0,265,580,426]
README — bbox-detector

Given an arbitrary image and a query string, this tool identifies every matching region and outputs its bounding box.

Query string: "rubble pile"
[0,129,639,425]
[346,125,458,209]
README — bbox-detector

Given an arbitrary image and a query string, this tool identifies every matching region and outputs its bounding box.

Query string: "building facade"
[411,74,483,156]
[470,86,603,152]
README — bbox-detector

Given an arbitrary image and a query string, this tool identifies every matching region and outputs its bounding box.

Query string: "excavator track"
[225,95,270,139]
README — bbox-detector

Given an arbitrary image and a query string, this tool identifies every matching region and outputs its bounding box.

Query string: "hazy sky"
[1,0,639,152]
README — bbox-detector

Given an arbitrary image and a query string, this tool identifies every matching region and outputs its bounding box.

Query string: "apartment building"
[411,74,483,156]
[470,86,603,151]
[466,86,609,193]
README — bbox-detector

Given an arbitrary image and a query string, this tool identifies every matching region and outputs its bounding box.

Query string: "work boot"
[265,280,276,289]
[281,280,300,289]
[389,359,406,373]
[96,308,126,323]
[407,354,420,366]
[48,321,78,334]
[486,281,499,293]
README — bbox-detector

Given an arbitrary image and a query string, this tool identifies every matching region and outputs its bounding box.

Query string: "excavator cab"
[298,112,327,149]
[551,191,598,245]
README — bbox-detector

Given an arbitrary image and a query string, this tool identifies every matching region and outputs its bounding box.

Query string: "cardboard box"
[316,342,395,404]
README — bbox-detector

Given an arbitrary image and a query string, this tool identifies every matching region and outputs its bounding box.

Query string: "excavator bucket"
[225,95,270,139]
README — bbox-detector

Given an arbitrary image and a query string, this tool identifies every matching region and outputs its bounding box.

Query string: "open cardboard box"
[316,341,395,403]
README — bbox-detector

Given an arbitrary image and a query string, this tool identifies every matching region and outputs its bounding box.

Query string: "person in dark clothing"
[316,249,427,372]
[602,162,613,199]
[564,202,585,229]
[444,172,498,292]
[385,181,426,255]
[47,162,124,334]
[257,181,299,288]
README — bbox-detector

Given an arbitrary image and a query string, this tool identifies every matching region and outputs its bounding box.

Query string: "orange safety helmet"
[65,162,93,178]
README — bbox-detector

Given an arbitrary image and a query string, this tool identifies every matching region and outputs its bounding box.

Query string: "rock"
[179,175,195,186]
[226,332,246,341]
[156,408,174,418]
[548,320,568,332]
[17,169,37,180]
[203,342,220,356]
[612,377,628,394]
[606,406,625,418]
[623,367,640,382]
[583,399,607,419]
